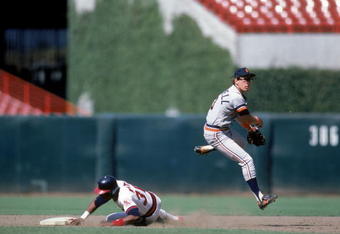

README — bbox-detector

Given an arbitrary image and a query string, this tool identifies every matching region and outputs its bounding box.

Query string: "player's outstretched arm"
[69,200,96,225]
[70,194,110,225]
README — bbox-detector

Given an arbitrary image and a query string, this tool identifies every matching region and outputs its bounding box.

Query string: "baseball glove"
[247,129,266,146]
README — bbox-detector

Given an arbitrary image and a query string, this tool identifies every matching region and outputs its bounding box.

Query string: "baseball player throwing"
[70,175,181,226]
[195,67,277,209]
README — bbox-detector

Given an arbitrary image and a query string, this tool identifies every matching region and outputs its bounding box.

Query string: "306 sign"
[309,125,339,147]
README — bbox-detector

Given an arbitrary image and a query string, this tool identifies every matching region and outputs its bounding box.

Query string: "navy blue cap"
[234,67,256,78]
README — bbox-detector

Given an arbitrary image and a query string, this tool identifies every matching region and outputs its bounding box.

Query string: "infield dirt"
[1,214,340,233]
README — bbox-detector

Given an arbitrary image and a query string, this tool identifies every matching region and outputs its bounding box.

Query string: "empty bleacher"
[0,70,86,116]
[197,0,340,33]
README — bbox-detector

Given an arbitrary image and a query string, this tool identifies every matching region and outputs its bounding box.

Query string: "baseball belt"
[204,124,230,132]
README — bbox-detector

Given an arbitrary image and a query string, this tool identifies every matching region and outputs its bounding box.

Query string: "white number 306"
[309,125,339,147]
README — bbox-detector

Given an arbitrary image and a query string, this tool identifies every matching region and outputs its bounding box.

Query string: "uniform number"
[125,182,148,206]
[135,191,147,205]
[309,125,339,146]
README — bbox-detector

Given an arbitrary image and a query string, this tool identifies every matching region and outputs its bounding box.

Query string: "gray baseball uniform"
[198,67,278,209]
[204,84,256,181]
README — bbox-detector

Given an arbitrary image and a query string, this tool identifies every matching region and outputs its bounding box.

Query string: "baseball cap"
[234,67,256,79]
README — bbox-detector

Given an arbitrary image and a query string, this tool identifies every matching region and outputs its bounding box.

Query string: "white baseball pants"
[204,126,256,181]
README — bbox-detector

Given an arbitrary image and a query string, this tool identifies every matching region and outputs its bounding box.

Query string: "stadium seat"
[0,69,85,116]
[197,0,340,33]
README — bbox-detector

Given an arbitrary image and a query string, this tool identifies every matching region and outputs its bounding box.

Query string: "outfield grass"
[1,194,339,234]
[1,194,340,216]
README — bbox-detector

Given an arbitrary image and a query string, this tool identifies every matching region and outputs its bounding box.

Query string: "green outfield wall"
[113,114,268,193]
[0,114,339,193]
[0,116,115,193]
[270,114,340,192]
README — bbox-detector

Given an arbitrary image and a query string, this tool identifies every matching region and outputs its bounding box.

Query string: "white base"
[39,217,76,226]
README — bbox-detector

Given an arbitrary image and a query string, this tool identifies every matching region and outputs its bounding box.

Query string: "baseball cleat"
[258,194,278,210]
[194,145,215,155]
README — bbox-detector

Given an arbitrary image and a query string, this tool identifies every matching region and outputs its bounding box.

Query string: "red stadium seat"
[196,0,340,33]
[0,69,87,116]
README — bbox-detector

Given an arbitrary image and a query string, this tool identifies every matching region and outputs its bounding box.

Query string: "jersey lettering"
[220,92,229,104]
[123,182,148,206]
[206,85,247,127]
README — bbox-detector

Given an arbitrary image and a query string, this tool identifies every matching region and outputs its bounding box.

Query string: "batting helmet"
[94,175,118,195]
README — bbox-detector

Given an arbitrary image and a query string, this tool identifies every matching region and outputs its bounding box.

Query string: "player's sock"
[106,212,127,222]
[246,178,263,202]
